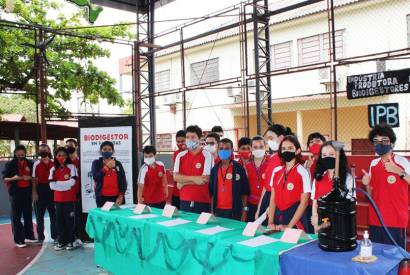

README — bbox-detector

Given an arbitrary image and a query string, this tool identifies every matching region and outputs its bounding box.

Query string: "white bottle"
[360,230,373,260]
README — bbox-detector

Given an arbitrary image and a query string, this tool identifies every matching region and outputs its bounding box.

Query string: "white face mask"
[268,140,279,151]
[144,157,155,166]
[252,149,265,159]
[204,144,217,154]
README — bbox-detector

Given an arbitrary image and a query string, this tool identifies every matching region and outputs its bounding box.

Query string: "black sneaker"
[16,242,27,248]
[54,243,67,251]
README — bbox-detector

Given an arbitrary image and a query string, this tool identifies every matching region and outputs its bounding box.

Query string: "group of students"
[137,124,409,249]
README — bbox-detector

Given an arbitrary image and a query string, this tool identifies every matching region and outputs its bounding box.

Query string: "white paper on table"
[237,235,279,247]
[254,210,267,225]
[157,218,191,227]
[195,226,232,235]
[130,214,158,220]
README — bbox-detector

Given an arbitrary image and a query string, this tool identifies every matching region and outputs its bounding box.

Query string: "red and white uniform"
[311,172,354,200]
[49,164,78,202]
[173,149,213,203]
[368,154,410,228]
[32,159,54,184]
[138,161,167,204]
[270,164,311,211]
[17,160,31,188]
[172,150,185,197]
[245,157,269,206]
[264,154,282,191]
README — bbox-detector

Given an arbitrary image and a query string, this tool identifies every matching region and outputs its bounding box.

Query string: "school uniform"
[311,172,354,200]
[172,149,184,208]
[209,161,250,220]
[70,156,83,241]
[138,161,167,209]
[271,163,311,231]
[259,154,282,218]
[2,158,35,244]
[91,158,127,207]
[173,149,213,214]
[49,164,78,246]
[32,159,57,241]
[244,156,270,222]
[304,158,317,233]
[367,154,410,249]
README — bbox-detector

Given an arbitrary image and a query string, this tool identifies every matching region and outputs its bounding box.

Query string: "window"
[407,15,410,47]
[298,30,344,65]
[155,69,170,92]
[271,41,292,70]
[190,58,219,85]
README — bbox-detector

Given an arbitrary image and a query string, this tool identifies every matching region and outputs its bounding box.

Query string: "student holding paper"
[209,138,250,221]
[174,125,213,214]
[49,147,79,250]
[267,135,311,232]
[137,145,168,208]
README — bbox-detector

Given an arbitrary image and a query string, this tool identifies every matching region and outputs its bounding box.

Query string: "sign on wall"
[368,103,399,128]
[347,68,410,99]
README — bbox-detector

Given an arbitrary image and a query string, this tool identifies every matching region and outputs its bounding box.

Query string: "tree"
[0,0,133,116]
[0,94,37,122]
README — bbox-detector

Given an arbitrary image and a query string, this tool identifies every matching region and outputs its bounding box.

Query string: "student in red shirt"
[362,124,410,248]
[211,125,224,139]
[138,146,168,208]
[236,137,252,167]
[2,145,36,248]
[310,141,354,233]
[171,130,186,208]
[267,135,311,231]
[209,138,250,221]
[49,147,78,251]
[91,141,127,208]
[245,136,269,222]
[65,139,79,168]
[32,144,57,243]
[205,132,220,164]
[304,132,326,179]
[174,125,213,213]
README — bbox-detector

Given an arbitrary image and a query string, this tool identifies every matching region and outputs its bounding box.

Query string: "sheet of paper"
[280,228,311,243]
[101,202,115,211]
[238,235,279,248]
[157,218,191,227]
[195,226,232,235]
[162,204,178,217]
[254,210,267,225]
[196,212,215,224]
[130,214,158,220]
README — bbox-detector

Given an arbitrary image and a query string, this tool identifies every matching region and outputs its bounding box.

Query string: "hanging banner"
[347,68,410,99]
[79,117,136,213]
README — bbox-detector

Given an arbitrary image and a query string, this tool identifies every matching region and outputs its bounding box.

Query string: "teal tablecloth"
[86,207,315,275]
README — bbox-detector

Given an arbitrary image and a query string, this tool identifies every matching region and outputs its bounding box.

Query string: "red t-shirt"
[216,164,233,210]
[32,159,54,184]
[368,155,410,228]
[311,172,354,200]
[173,149,213,203]
[138,162,167,204]
[71,157,80,169]
[245,157,269,205]
[17,160,31,188]
[49,164,78,202]
[172,149,184,197]
[264,154,282,191]
[271,164,311,211]
[101,165,119,196]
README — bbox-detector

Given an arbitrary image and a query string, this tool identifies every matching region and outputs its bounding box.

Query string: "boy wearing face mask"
[32,144,57,243]
[138,146,168,208]
[268,136,311,232]
[174,125,213,214]
[49,147,78,250]
[310,141,354,233]
[91,141,127,208]
[245,136,270,222]
[2,145,36,247]
[236,137,252,167]
[305,132,326,179]
[172,130,187,208]
[209,138,249,221]
[362,124,410,248]
[205,132,221,164]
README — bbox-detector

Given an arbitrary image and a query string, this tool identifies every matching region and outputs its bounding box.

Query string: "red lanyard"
[252,157,266,188]
[282,164,296,189]
[219,162,232,192]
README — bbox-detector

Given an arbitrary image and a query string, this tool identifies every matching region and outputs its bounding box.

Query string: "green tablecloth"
[86,207,316,275]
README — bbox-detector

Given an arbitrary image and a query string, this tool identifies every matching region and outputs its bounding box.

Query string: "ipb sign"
[368,103,399,128]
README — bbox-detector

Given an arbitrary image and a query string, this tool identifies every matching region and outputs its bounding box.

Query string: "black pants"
[96,196,118,208]
[10,187,35,243]
[369,225,407,249]
[247,203,257,222]
[180,200,210,214]
[215,208,240,221]
[259,191,271,225]
[146,201,166,209]
[55,202,76,245]
[171,196,180,209]
[34,184,57,240]
[274,203,309,231]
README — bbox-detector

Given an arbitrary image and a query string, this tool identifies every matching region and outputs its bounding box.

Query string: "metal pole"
[180,28,187,129]
[37,29,47,144]
[327,0,338,140]
[147,0,156,145]
[252,0,262,135]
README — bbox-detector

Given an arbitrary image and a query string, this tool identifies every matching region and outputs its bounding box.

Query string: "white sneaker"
[74,239,83,246]
[16,242,27,248]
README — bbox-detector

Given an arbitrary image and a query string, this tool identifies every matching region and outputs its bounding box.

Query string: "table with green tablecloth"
[86,207,315,275]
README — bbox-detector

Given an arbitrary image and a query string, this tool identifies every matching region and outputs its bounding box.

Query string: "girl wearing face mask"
[245,136,270,222]
[310,141,354,233]
[91,141,127,208]
[267,136,311,232]
[305,132,326,179]
[49,147,78,250]
[137,145,168,208]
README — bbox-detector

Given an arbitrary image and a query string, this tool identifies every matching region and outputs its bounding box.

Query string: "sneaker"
[74,239,83,247]
[53,239,58,245]
[16,242,27,248]
[25,238,39,243]
[66,243,75,250]
[54,243,67,251]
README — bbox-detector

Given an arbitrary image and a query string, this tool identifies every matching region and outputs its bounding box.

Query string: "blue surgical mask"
[101,151,113,159]
[218,149,231,160]
[374,144,392,156]
[186,139,199,150]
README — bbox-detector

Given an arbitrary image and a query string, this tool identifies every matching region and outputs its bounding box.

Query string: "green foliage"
[0,94,37,122]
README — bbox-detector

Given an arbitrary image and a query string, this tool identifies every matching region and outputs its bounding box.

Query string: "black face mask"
[66,147,76,154]
[281,151,296,162]
[39,151,49,158]
[322,157,336,170]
